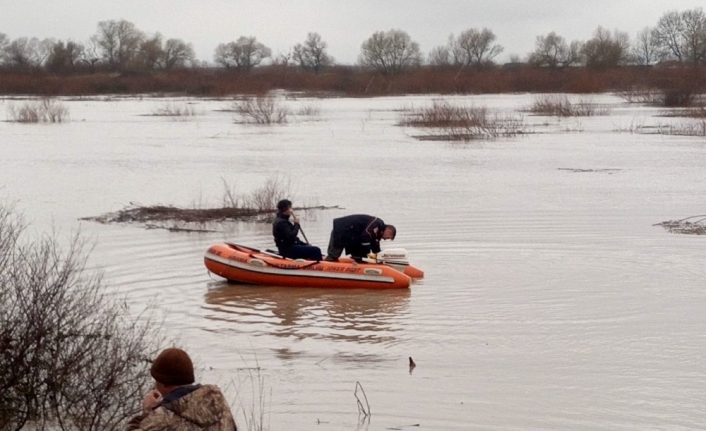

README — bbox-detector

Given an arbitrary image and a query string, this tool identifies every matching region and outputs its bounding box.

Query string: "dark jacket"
[332,214,386,254]
[273,212,304,253]
[125,384,237,431]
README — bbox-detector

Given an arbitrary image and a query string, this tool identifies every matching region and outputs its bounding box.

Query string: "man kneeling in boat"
[325,214,396,262]
[273,199,323,261]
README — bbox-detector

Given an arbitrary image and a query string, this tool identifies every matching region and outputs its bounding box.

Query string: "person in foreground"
[125,347,237,431]
[325,214,396,262]
[272,199,322,261]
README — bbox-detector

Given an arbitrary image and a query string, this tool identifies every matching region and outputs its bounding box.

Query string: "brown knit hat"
[150,348,195,386]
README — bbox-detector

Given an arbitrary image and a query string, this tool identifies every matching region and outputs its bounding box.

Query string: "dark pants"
[325,231,367,261]
[280,245,322,261]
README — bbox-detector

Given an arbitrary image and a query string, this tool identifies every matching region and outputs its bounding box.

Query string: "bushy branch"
[0,203,162,431]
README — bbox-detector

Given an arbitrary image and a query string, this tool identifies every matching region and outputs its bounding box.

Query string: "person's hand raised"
[142,390,162,412]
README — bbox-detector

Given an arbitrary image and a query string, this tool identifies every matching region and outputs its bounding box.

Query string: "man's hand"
[142,390,162,412]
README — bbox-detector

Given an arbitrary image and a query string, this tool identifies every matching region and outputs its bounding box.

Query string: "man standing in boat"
[273,199,323,261]
[325,214,396,262]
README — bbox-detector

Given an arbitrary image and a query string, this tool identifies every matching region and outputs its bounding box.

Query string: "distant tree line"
[0,7,705,77]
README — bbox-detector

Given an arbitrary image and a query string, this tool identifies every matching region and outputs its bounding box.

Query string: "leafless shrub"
[612,117,647,133]
[619,87,703,108]
[219,175,292,212]
[151,102,197,117]
[296,102,320,117]
[0,203,162,431]
[618,88,663,104]
[654,118,706,137]
[400,99,527,141]
[240,174,293,212]
[654,215,706,235]
[526,95,611,117]
[6,98,70,123]
[233,96,290,124]
[661,106,706,119]
[662,88,696,108]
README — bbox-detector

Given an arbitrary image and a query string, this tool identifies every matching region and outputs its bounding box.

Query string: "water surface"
[1,94,705,430]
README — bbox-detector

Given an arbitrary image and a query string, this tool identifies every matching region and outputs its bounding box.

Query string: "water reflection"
[203,283,411,345]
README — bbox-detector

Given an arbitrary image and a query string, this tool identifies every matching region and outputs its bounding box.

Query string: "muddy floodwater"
[1,93,705,430]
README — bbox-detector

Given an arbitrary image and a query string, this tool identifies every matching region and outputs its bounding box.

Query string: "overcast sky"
[1,0,702,65]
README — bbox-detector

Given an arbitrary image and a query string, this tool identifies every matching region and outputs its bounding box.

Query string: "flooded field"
[1,93,705,430]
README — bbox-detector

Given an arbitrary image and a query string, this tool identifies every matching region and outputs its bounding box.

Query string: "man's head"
[276,199,293,214]
[150,347,195,388]
[382,225,396,240]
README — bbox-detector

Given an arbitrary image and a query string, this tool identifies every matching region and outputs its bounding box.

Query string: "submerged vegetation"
[5,97,69,123]
[150,102,198,117]
[654,215,706,235]
[399,99,527,141]
[82,176,337,230]
[525,95,611,116]
[233,96,290,124]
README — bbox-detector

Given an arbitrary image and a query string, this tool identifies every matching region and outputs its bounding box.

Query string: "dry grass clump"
[220,175,292,212]
[618,88,664,104]
[612,117,649,134]
[151,102,197,117]
[654,215,706,235]
[400,99,527,141]
[654,119,706,137]
[6,98,70,123]
[663,106,706,119]
[526,95,611,117]
[233,96,290,124]
[296,101,321,116]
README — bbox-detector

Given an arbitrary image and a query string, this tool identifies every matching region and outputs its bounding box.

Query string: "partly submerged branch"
[81,204,339,226]
[654,215,706,235]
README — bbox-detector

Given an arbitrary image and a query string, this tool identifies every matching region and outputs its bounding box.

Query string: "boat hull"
[205,243,414,289]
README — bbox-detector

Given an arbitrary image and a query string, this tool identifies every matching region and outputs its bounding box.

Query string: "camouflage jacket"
[126,384,237,431]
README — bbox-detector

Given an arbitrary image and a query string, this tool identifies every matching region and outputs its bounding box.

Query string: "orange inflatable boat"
[204,243,424,289]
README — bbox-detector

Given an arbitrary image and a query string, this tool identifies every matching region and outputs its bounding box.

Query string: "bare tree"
[82,37,103,70]
[163,38,195,70]
[581,26,631,69]
[270,51,291,67]
[45,40,85,73]
[653,10,686,62]
[428,33,465,67]
[213,36,271,71]
[1,37,52,69]
[139,33,164,70]
[0,33,8,66]
[455,28,503,68]
[428,45,451,66]
[93,19,144,70]
[528,32,581,68]
[359,29,422,76]
[632,27,661,66]
[292,32,334,73]
[0,203,163,431]
[213,43,232,68]
[680,8,706,65]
